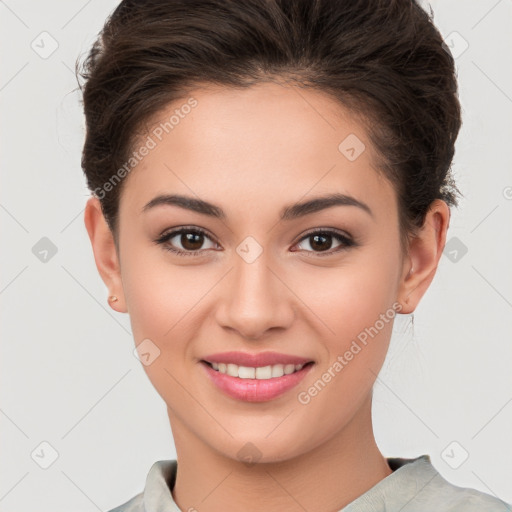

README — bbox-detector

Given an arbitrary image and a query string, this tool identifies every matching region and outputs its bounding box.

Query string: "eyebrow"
[142,192,374,220]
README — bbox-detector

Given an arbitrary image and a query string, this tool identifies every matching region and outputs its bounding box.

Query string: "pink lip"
[202,351,313,367]
[200,360,315,402]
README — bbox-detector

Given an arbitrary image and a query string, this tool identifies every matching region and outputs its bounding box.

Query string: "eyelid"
[154,226,220,255]
[155,226,355,257]
[292,227,355,256]
[156,225,217,243]
[296,226,352,242]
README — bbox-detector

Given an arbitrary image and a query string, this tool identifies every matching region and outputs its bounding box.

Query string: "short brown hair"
[76,0,462,252]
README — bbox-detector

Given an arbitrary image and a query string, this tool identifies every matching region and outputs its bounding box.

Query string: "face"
[87,81,441,464]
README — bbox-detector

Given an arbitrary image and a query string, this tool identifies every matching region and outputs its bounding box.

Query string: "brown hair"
[76,0,462,253]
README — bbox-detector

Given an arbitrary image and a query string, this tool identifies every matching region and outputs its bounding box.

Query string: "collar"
[141,455,437,512]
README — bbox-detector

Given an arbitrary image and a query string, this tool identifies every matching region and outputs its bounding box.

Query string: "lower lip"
[200,361,314,402]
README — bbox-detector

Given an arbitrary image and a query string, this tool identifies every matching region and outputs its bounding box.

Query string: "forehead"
[119,82,396,221]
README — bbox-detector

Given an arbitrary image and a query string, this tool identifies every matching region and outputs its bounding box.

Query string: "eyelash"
[154,226,356,258]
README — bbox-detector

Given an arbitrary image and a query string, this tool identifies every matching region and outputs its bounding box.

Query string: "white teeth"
[255,365,272,379]
[238,366,255,379]
[226,363,239,377]
[284,364,296,375]
[271,364,284,378]
[209,362,306,379]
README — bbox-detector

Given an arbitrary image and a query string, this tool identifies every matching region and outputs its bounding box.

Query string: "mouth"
[199,359,315,402]
[201,360,314,379]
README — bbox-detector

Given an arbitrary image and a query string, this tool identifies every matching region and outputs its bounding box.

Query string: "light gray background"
[1,1,511,510]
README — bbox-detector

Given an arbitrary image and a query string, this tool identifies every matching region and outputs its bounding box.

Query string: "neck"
[168,394,392,512]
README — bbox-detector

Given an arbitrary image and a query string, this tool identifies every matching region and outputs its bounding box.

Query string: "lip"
[202,351,314,367]
[200,359,315,402]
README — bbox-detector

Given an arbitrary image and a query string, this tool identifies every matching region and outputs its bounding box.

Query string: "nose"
[215,251,295,340]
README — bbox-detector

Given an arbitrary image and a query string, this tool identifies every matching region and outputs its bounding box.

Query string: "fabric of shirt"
[108,454,511,511]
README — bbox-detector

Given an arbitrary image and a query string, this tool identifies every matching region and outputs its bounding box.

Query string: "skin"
[84,81,450,512]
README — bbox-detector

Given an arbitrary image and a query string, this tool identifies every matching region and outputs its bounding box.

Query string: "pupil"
[182,232,203,250]
[311,233,332,251]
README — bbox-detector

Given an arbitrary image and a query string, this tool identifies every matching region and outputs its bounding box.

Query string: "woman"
[77,0,511,510]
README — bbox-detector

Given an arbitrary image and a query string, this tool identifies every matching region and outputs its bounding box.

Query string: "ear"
[84,196,127,313]
[397,199,451,314]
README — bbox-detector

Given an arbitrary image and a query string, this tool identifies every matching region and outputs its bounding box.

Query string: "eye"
[154,226,356,258]
[292,229,355,256]
[154,227,219,256]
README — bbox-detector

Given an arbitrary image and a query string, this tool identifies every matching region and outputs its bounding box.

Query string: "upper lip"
[202,351,314,367]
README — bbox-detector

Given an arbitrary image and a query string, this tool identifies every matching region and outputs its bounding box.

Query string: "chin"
[207,432,310,466]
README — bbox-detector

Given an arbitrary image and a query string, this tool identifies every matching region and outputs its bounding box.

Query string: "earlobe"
[398,199,450,314]
[83,196,127,313]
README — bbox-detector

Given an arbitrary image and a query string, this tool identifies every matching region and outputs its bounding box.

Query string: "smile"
[204,361,309,379]
[200,360,315,402]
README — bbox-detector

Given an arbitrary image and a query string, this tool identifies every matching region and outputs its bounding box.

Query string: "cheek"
[292,260,398,434]
[119,248,203,404]
[294,251,400,342]
[121,245,208,340]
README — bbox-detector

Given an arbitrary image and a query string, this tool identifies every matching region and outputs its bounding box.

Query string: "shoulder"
[106,491,144,512]
[419,470,511,511]
[105,459,178,512]
[385,455,512,511]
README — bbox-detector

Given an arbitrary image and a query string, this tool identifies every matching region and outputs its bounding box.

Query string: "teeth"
[227,363,239,377]
[284,364,296,375]
[208,362,306,379]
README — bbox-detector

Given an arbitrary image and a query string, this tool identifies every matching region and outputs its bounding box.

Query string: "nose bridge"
[216,246,294,339]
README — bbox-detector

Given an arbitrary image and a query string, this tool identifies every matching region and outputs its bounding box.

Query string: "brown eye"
[309,233,333,251]
[294,229,355,256]
[155,227,218,256]
[179,232,205,251]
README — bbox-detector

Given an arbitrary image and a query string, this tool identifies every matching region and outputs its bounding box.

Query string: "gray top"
[108,454,511,511]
